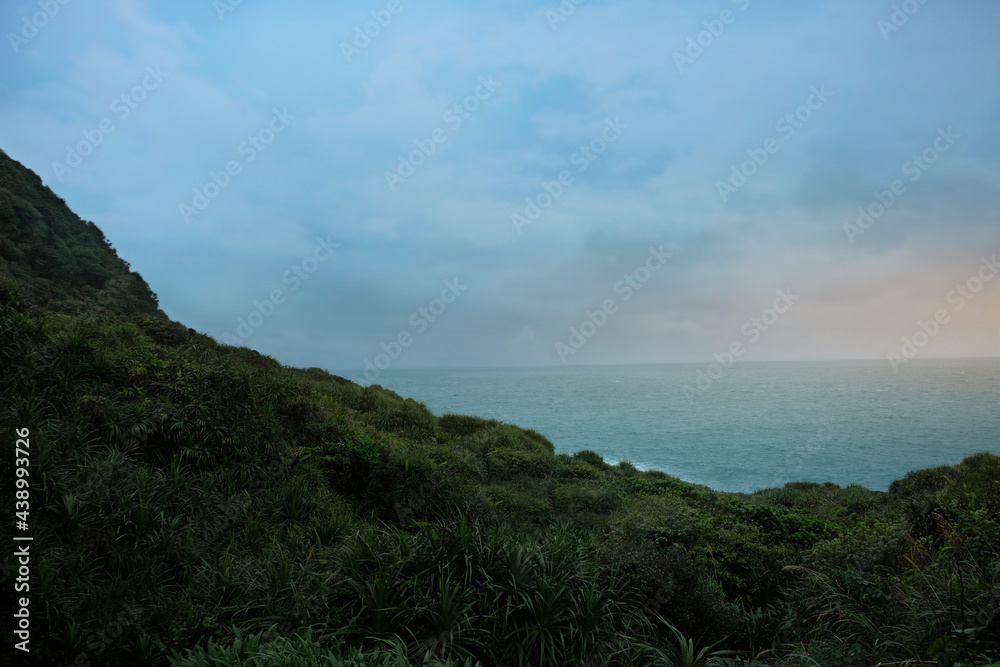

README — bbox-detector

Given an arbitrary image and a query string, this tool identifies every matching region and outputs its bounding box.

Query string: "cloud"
[1,0,997,371]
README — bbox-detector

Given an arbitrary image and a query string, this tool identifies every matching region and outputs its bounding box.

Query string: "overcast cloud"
[2,0,998,374]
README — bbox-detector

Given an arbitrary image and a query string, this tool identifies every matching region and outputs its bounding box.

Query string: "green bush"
[439,413,501,438]
[573,448,609,469]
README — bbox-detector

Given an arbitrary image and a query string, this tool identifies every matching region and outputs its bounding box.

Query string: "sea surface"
[361,358,1000,494]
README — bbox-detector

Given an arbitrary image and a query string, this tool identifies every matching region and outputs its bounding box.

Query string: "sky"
[1,0,998,376]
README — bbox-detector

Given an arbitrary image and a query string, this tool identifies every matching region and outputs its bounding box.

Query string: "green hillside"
[1,152,998,666]
[0,148,161,318]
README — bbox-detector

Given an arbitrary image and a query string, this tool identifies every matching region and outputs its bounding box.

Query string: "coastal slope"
[1,150,998,666]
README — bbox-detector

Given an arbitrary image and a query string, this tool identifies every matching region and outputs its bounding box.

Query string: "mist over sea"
[362,358,1000,493]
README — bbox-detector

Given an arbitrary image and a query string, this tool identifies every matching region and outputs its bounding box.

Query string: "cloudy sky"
[2,0,998,374]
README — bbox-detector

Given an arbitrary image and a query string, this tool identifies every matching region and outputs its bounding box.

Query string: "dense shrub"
[573,448,609,469]
[3,298,998,665]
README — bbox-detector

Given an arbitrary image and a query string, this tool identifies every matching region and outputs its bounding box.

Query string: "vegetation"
[2,151,998,665]
[0,148,162,318]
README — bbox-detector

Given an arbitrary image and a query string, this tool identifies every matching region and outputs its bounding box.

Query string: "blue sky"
[2,0,998,375]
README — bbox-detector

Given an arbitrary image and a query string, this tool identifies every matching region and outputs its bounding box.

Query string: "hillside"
[0,148,161,318]
[1,151,998,666]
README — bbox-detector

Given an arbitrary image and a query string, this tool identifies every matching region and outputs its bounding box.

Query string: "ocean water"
[364,358,1000,493]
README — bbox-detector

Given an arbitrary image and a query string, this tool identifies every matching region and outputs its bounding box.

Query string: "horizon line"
[329,354,1000,378]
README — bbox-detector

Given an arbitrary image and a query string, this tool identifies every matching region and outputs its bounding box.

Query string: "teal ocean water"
[365,358,1000,493]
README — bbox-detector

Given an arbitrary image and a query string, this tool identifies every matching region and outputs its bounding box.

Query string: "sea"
[361,358,1000,494]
